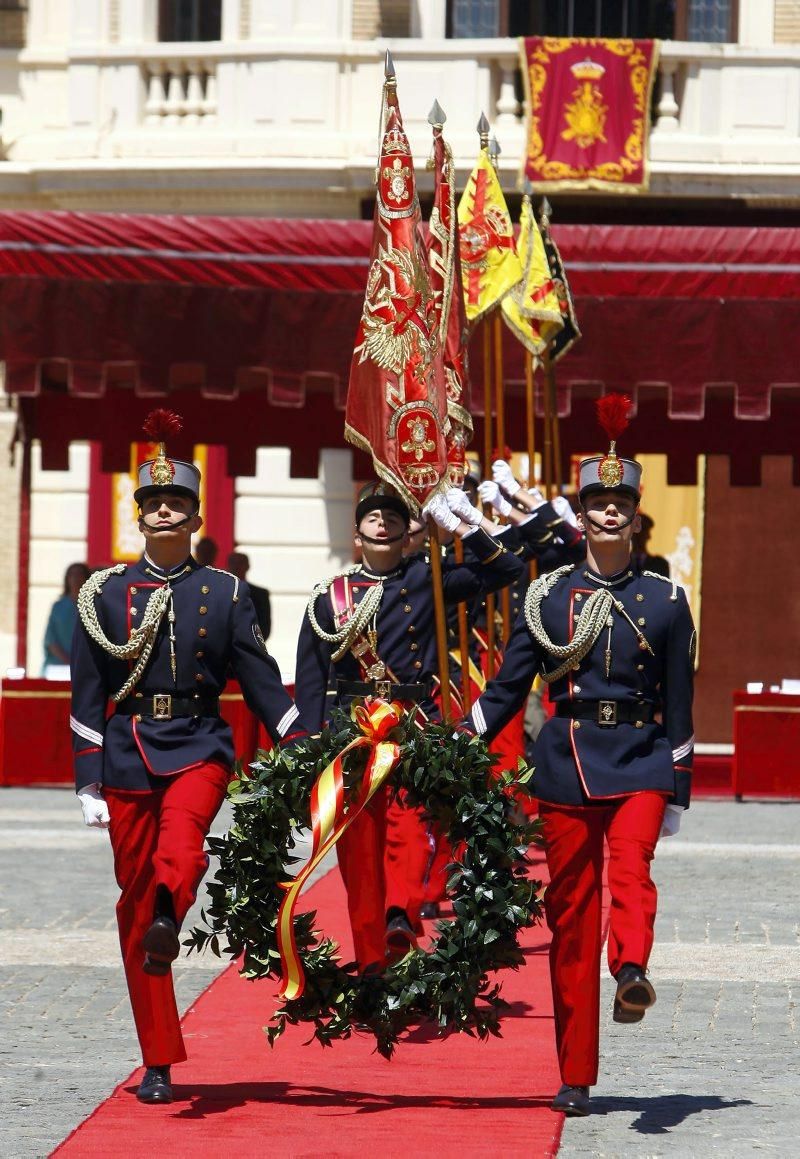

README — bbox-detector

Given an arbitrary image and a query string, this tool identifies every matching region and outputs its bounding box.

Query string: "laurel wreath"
[187,711,543,1059]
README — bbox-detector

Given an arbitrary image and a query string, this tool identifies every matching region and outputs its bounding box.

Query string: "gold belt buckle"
[153,693,172,721]
[373,679,392,701]
[598,700,617,727]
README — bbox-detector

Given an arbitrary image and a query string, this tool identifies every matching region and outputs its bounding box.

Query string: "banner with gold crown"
[521,37,659,192]
[346,81,449,514]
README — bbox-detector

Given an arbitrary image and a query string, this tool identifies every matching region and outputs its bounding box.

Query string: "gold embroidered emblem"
[562,59,608,149]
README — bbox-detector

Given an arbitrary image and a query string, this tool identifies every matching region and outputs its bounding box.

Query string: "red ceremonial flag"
[346,89,448,513]
[520,37,659,192]
[426,108,473,486]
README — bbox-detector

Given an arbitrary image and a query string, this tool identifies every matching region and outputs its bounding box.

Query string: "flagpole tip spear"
[539,195,553,232]
[477,112,490,150]
[522,178,534,203]
[384,48,396,83]
[428,99,446,129]
[489,135,501,170]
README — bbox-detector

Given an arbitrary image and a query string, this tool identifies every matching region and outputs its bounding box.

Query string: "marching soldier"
[460,412,694,1117]
[294,483,524,970]
[71,411,307,1105]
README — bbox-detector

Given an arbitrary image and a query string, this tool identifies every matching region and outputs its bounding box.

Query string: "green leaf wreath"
[186,709,543,1058]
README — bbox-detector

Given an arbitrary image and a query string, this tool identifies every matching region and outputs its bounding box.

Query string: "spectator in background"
[632,513,670,578]
[43,562,91,678]
[227,551,271,641]
[194,537,218,567]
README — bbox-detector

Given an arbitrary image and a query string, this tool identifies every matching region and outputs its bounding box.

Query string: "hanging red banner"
[520,37,659,192]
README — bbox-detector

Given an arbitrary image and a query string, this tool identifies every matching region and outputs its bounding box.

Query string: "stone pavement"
[2,789,799,1157]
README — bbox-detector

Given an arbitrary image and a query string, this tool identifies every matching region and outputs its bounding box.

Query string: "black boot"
[136,1066,173,1104]
[384,907,418,963]
[551,1084,591,1116]
[614,962,656,1018]
[142,916,180,976]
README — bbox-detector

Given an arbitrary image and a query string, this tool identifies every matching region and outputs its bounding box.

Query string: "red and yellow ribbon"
[277,698,404,1001]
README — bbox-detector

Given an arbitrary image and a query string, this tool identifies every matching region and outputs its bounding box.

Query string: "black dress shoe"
[142,916,180,976]
[551,1084,591,1116]
[385,911,418,963]
[419,901,440,920]
[615,962,656,1016]
[136,1065,173,1104]
[613,997,645,1023]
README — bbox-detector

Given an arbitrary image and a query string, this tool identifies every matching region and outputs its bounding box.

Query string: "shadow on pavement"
[587,1093,753,1134]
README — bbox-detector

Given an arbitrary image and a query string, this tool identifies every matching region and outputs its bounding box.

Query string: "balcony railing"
[9,38,800,194]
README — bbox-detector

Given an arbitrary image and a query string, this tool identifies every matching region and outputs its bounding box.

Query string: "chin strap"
[581,510,637,535]
[358,530,407,546]
[138,508,198,534]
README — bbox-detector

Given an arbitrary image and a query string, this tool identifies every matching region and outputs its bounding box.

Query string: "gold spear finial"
[540,195,553,233]
[384,48,396,82]
[488,135,501,170]
[477,112,490,150]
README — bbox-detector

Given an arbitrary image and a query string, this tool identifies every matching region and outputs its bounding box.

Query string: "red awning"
[1,211,798,479]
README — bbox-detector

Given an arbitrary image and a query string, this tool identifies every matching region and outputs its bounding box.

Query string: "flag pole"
[427,520,454,722]
[489,134,512,644]
[477,113,497,679]
[428,97,471,714]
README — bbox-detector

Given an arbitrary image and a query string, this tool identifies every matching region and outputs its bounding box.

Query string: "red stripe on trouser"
[105,762,230,1067]
[539,792,666,1087]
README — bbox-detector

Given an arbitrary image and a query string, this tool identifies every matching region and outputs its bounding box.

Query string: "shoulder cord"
[306,565,384,662]
[643,569,679,602]
[76,567,173,702]
[523,565,614,684]
[204,565,240,602]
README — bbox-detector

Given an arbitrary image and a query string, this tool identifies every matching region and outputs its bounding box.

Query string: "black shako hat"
[355,482,411,528]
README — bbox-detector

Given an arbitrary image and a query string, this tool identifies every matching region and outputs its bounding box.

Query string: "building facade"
[0,0,798,716]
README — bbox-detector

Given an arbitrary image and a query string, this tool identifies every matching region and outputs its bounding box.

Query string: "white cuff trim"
[276,705,300,738]
[70,716,104,748]
[672,735,695,763]
[472,699,487,736]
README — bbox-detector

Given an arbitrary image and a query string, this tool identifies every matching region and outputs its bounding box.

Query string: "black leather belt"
[337,678,430,703]
[556,699,656,727]
[116,693,220,721]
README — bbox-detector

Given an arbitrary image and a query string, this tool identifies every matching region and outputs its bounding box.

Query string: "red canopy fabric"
[1,211,798,476]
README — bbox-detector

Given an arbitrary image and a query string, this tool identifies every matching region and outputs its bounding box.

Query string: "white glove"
[551,494,578,527]
[659,803,684,838]
[478,480,512,517]
[78,784,110,829]
[492,459,521,497]
[445,487,482,527]
[422,492,460,534]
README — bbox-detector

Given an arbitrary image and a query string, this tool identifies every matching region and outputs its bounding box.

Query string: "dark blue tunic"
[71,555,304,792]
[466,563,695,807]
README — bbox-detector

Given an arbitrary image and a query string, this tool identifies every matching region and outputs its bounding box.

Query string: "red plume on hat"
[143,409,183,443]
[595,393,632,489]
[142,409,183,488]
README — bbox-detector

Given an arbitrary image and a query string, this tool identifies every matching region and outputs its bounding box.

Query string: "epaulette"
[204,565,241,602]
[81,563,127,598]
[642,570,679,602]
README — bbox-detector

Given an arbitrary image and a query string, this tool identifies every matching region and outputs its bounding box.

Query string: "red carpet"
[53,846,565,1158]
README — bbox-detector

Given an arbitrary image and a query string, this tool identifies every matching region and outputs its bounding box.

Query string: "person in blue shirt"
[42,562,90,677]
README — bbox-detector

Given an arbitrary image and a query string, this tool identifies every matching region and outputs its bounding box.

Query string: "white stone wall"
[233,446,355,681]
[27,442,90,677]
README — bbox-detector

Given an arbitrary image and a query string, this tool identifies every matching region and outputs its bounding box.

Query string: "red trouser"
[336,787,433,969]
[105,762,230,1067]
[539,792,667,1087]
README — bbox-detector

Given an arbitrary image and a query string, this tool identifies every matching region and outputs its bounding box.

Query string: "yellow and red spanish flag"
[427,107,473,485]
[457,149,523,326]
[501,193,563,361]
[346,83,448,513]
[521,37,659,192]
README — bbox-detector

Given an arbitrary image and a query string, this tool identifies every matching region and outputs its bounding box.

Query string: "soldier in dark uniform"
[294,484,524,970]
[461,441,695,1117]
[72,414,306,1105]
